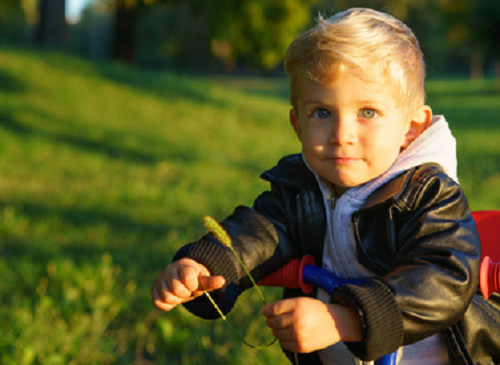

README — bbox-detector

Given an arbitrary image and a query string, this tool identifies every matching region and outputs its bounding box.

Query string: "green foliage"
[1,254,135,365]
[78,0,319,72]
[5,0,500,75]
[0,47,500,364]
[0,0,27,43]
[208,0,317,71]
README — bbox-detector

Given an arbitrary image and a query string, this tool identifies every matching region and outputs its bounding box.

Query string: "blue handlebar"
[302,264,365,294]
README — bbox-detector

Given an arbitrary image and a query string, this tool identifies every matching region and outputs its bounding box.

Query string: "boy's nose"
[328,117,356,146]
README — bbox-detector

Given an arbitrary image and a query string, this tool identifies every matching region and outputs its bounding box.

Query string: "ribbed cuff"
[331,279,403,361]
[173,240,240,320]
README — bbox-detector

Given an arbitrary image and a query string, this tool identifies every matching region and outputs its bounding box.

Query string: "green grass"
[0,46,293,365]
[425,79,500,208]
[1,46,500,365]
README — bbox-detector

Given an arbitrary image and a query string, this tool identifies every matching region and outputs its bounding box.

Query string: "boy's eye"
[359,109,378,119]
[312,108,331,119]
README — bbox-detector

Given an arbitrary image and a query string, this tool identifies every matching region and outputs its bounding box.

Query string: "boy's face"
[290,72,429,194]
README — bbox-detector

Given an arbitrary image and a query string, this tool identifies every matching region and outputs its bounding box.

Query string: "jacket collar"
[262,154,441,211]
[260,154,318,189]
[360,163,441,210]
[360,169,410,210]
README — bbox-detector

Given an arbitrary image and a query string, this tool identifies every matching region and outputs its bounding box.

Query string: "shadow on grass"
[0,108,273,176]
[0,199,185,274]
[209,75,290,102]
[96,64,228,106]
[0,68,26,94]
[29,49,234,108]
[0,109,202,165]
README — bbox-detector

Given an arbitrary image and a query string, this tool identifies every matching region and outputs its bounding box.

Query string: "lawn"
[0,46,499,365]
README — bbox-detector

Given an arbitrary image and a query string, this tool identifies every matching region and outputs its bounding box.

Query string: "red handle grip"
[257,256,316,294]
[480,256,500,299]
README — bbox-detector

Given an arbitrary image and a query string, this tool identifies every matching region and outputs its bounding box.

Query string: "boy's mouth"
[328,157,360,164]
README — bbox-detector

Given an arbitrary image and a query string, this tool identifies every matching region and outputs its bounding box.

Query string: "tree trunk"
[112,0,136,63]
[494,59,500,87]
[471,47,484,81]
[35,0,66,48]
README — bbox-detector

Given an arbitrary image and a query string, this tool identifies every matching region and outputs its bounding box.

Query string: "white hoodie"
[304,115,456,365]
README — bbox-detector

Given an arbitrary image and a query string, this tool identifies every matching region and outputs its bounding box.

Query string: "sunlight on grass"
[426,78,500,209]
[0,47,291,365]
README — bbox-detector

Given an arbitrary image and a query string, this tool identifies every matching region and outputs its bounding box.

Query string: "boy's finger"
[178,264,202,292]
[265,311,294,330]
[151,284,160,302]
[152,286,177,311]
[271,326,296,342]
[262,299,295,317]
[169,274,194,298]
[158,274,171,301]
[199,275,225,291]
[162,266,191,299]
[153,299,177,312]
[280,340,300,353]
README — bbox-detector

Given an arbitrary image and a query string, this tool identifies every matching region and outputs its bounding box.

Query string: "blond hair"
[285,8,426,114]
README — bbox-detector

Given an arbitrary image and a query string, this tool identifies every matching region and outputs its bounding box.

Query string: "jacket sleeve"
[173,185,300,320]
[331,167,481,360]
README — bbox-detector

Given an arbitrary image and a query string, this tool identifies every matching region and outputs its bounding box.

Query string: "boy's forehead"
[323,65,387,89]
[299,68,394,98]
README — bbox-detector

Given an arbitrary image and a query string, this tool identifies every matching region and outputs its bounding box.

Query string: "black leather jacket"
[175,154,500,365]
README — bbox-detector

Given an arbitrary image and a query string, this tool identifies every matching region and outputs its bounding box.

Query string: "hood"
[351,115,458,201]
[391,115,457,183]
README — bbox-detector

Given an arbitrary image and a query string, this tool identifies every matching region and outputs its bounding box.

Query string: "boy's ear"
[402,105,433,149]
[289,109,302,141]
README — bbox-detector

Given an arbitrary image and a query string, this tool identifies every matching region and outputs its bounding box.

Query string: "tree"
[35,0,67,48]
[103,0,320,72]
[103,0,169,63]
[436,0,500,79]
[469,0,500,78]
[191,0,320,72]
[112,0,136,62]
[0,0,29,42]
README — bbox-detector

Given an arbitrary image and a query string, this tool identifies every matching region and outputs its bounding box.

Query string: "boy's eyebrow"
[357,100,391,108]
[301,100,323,106]
[302,99,392,108]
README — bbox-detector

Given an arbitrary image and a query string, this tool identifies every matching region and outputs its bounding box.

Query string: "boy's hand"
[262,297,362,353]
[151,258,225,312]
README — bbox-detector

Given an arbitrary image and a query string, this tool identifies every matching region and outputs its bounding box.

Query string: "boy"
[151,8,500,365]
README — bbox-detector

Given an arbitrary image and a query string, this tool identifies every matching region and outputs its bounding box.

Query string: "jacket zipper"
[327,192,351,275]
[328,193,336,210]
